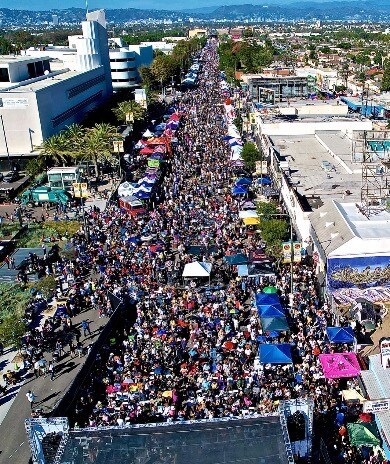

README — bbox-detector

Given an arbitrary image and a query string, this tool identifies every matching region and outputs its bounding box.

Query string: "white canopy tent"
[142,129,154,138]
[239,210,259,219]
[182,261,212,281]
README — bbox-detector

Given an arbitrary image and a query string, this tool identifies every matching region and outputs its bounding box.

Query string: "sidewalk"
[0,304,109,464]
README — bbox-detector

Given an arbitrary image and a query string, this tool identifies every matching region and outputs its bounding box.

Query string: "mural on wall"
[327,256,390,290]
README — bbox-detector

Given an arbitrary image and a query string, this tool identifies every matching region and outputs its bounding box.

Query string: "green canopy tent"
[347,422,381,448]
[263,286,278,294]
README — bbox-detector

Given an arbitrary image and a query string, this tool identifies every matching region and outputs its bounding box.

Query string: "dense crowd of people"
[2,39,384,464]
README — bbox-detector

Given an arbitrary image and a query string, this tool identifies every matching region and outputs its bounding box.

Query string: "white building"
[109,39,153,90]
[140,41,175,55]
[26,37,153,91]
[0,10,112,157]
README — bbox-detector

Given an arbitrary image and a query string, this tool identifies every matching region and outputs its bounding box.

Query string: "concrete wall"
[259,119,373,136]
[0,66,109,155]
[0,92,42,155]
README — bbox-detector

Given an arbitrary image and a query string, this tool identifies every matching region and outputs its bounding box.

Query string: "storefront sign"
[363,399,390,413]
[380,339,390,369]
[0,97,29,108]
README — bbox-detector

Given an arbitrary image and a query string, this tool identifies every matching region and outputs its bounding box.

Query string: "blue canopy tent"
[255,293,280,306]
[259,344,293,364]
[224,253,248,265]
[257,304,285,318]
[260,316,289,332]
[257,177,272,185]
[232,186,248,196]
[133,191,151,200]
[326,327,354,344]
[237,265,248,276]
[235,177,252,186]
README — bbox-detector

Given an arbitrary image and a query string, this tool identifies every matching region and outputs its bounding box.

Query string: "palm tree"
[82,123,118,178]
[112,100,145,124]
[63,124,85,157]
[35,132,69,166]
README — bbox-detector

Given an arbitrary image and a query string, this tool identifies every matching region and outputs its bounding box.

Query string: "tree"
[241,142,262,172]
[0,315,26,349]
[35,132,69,165]
[150,55,178,85]
[25,157,46,178]
[62,123,85,155]
[113,100,145,124]
[82,123,118,178]
[259,218,289,254]
[382,59,390,91]
[256,201,279,220]
[139,65,157,90]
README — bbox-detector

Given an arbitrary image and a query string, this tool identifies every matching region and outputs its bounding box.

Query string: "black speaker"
[287,411,306,442]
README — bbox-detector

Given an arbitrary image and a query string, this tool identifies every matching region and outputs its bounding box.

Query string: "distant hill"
[181,6,219,14]
[0,1,389,26]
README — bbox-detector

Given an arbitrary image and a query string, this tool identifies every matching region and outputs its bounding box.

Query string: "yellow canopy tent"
[243,217,260,226]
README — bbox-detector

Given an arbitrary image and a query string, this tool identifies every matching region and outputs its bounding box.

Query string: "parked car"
[3,171,19,183]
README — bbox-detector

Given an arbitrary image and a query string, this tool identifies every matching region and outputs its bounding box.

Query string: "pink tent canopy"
[319,353,361,379]
[139,146,155,155]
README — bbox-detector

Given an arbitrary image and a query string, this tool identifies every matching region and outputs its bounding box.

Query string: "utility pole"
[0,114,11,167]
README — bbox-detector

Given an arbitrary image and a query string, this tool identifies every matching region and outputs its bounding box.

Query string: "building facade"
[0,10,112,157]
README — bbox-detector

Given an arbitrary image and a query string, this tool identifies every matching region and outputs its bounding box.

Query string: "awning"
[258,344,292,364]
[224,253,248,265]
[243,217,260,226]
[319,353,361,379]
[182,261,212,278]
[257,304,285,318]
[239,210,258,219]
[260,316,289,332]
[347,422,381,448]
[326,327,354,344]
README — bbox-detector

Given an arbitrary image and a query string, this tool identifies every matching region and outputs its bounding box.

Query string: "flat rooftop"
[0,55,50,65]
[270,134,362,203]
[58,417,289,464]
[277,99,345,109]
[336,202,390,240]
[0,67,104,93]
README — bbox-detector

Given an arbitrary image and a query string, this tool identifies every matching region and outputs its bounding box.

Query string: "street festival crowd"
[6,39,386,463]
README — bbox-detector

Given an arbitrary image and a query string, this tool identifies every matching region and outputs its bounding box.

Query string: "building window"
[111,67,136,72]
[110,58,135,63]
[112,78,137,83]
[52,91,103,127]
[0,68,9,82]
[27,60,47,79]
[67,74,106,99]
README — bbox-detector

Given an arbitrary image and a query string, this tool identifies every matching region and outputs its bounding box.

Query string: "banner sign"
[148,159,160,168]
[72,182,88,199]
[380,339,390,369]
[327,255,390,292]
[112,140,124,153]
[363,399,390,413]
[255,160,267,174]
[293,242,302,263]
[282,242,302,263]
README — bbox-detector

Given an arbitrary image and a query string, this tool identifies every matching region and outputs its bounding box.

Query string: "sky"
[0,0,315,11]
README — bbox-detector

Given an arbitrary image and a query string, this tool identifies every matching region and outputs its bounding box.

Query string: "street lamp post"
[0,114,11,168]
